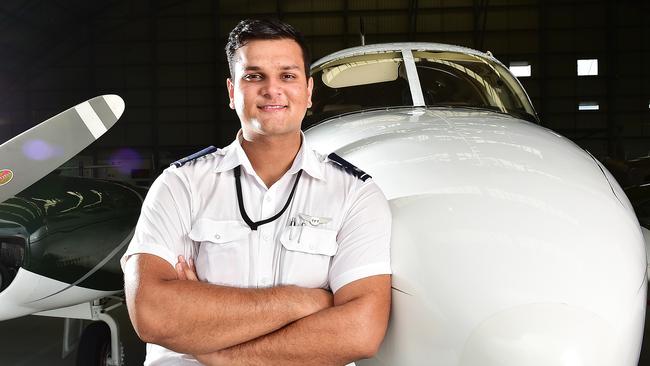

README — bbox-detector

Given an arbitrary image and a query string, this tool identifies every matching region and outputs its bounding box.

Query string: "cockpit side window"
[412,51,537,121]
[416,63,489,107]
[305,52,412,129]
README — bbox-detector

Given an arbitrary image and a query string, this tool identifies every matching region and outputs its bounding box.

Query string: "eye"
[282,73,297,80]
[243,74,262,81]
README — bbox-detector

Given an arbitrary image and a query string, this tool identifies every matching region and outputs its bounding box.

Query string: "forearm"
[197,287,390,366]
[140,281,314,354]
[124,254,330,355]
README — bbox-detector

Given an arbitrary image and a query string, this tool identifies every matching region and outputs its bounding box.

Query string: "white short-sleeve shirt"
[121,132,391,365]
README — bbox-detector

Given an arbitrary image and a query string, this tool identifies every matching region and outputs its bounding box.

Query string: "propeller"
[0,95,125,203]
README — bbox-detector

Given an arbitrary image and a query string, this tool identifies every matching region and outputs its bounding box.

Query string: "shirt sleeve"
[120,168,194,271]
[328,180,392,293]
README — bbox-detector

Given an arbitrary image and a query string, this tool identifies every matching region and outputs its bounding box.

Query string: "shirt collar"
[287,132,325,181]
[214,130,325,182]
[213,131,250,174]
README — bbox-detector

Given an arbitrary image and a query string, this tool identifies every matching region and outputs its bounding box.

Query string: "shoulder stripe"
[171,146,219,168]
[327,153,371,181]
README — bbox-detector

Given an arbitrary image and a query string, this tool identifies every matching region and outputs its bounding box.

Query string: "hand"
[175,255,198,281]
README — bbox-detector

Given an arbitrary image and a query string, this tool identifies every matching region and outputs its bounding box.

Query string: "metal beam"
[149,0,160,173]
[537,0,548,126]
[472,0,488,51]
[276,0,283,20]
[408,0,419,41]
[343,0,349,47]
[605,0,620,158]
[212,0,224,146]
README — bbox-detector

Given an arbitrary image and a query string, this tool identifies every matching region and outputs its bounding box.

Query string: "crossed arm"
[123,253,391,365]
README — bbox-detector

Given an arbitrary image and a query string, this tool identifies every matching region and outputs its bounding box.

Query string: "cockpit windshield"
[304,48,538,129]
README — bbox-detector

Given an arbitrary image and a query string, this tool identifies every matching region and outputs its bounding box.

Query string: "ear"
[306,76,314,108]
[227,78,235,110]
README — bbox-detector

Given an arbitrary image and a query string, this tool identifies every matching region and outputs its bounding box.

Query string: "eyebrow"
[243,65,301,72]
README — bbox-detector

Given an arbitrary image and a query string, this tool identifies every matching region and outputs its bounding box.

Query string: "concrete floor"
[0,305,145,366]
[0,300,649,365]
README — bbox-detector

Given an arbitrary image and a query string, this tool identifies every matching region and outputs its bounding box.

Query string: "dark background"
[0,0,648,365]
[0,0,648,187]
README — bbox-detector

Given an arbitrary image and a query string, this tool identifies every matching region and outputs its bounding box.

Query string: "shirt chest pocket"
[279,226,338,289]
[188,219,251,287]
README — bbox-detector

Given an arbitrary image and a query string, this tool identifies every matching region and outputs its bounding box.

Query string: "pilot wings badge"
[298,213,332,227]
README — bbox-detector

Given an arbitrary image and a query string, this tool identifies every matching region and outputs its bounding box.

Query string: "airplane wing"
[0,95,125,203]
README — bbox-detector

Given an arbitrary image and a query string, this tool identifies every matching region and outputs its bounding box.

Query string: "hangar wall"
[0,0,647,186]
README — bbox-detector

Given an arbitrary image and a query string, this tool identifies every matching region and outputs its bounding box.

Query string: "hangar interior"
[0,0,648,188]
[0,0,649,365]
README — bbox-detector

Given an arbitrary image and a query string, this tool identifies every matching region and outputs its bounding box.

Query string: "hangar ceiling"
[0,0,648,184]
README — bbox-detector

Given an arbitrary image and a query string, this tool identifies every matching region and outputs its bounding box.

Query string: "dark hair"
[225,19,311,79]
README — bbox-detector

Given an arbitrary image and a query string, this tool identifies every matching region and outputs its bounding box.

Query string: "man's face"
[227,39,313,139]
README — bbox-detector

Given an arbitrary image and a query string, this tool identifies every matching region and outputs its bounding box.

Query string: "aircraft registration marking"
[0,169,13,186]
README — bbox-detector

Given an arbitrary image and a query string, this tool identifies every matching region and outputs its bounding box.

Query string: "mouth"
[258,104,288,111]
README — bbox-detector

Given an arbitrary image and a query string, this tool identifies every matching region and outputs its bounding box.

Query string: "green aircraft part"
[0,173,146,291]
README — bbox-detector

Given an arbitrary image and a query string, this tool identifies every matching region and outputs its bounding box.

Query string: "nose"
[260,77,283,98]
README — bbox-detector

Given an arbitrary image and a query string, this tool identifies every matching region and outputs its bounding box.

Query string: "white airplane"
[304,43,648,366]
[0,43,648,366]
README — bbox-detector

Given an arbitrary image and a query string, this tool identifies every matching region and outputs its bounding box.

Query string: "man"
[122,19,392,365]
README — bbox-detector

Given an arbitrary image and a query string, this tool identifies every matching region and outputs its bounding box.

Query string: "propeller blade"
[0,95,125,203]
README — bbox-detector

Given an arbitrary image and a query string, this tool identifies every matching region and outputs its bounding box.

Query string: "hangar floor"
[0,299,648,365]
[0,305,145,365]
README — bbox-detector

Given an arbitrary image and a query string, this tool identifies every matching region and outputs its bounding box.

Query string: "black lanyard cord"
[234,165,303,231]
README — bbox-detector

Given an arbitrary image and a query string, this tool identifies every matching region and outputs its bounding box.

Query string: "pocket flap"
[280,226,338,256]
[189,219,250,243]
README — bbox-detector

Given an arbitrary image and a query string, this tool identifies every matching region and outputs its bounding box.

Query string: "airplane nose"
[305,108,647,366]
[459,303,625,366]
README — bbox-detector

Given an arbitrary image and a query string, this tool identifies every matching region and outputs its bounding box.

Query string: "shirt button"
[262,234,271,241]
[215,234,221,239]
[265,196,272,202]
[261,278,270,285]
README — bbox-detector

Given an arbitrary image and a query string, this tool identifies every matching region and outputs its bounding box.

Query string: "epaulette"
[327,153,371,181]
[171,146,219,168]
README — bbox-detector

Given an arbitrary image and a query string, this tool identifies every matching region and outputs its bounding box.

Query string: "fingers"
[175,259,187,280]
[176,255,199,281]
[186,257,199,281]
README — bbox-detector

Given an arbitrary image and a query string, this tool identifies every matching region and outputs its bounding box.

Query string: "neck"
[240,132,301,188]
